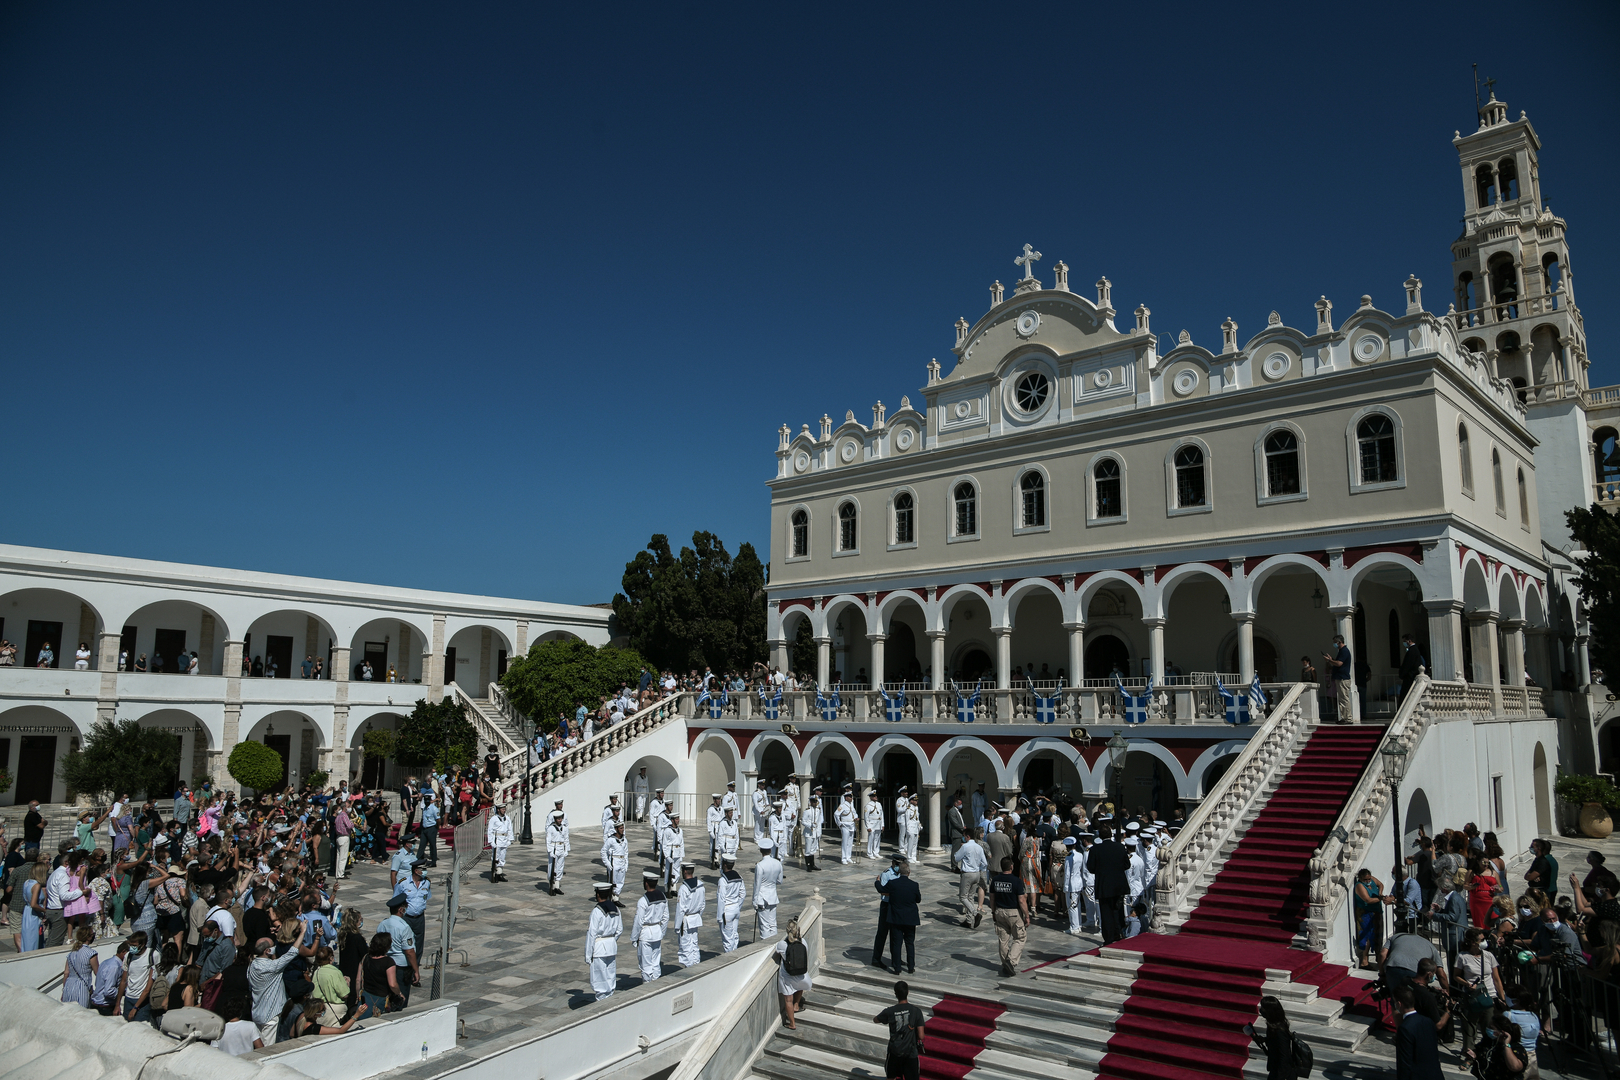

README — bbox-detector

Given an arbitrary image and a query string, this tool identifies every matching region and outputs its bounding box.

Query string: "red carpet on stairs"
[920,994,1004,1080]
[1093,725,1384,1080]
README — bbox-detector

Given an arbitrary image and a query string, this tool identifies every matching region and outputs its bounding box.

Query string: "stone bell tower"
[1449,88,1596,544]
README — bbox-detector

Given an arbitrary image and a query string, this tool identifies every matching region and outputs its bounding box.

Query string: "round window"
[1014,371,1050,413]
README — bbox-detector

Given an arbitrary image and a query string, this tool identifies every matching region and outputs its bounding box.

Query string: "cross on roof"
[1015,243,1042,280]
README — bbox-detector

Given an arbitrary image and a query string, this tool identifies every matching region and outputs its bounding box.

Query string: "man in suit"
[1394,983,1444,1079]
[880,859,922,975]
[1086,825,1132,944]
[946,796,968,859]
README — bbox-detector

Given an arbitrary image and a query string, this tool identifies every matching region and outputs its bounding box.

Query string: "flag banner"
[956,682,982,723]
[1214,676,1250,725]
[759,686,782,721]
[815,688,841,722]
[879,687,907,723]
[1033,692,1060,724]
[1116,675,1153,724]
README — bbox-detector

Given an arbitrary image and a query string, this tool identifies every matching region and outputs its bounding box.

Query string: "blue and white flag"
[1116,675,1153,725]
[1214,676,1251,725]
[1033,691,1060,725]
[879,687,907,723]
[815,688,841,722]
[955,682,982,723]
[759,686,782,721]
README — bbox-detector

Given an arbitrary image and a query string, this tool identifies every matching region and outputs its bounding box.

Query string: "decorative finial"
[1015,243,1042,281]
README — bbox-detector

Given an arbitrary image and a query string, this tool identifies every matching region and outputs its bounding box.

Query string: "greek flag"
[816,688,841,722]
[880,687,907,723]
[1116,675,1153,724]
[1033,692,1060,724]
[1214,676,1250,725]
[759,686,782,720]
[955,682,982,723]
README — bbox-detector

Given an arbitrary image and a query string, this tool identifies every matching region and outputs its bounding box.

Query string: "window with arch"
[1458,422,1474,495]
[837,501,858,551]
[1094,458,1122,520]
[790,509,809,558]
[1263,430,1300,497]
[1517,468,1529,528]
[893,491,914,545]
[1357,415,1398,484]
[953,482,978,537]
[1491,449,1506,516]
[1020,471,1046,528]
[1174,445,1207,508]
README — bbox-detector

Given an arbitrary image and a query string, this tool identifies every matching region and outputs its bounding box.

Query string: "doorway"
[153,628,187,673]
[265,635,294,679]
[264,736,292,792]
[363,642,388,681]
[24,621,62,669]
[15,736,57,803]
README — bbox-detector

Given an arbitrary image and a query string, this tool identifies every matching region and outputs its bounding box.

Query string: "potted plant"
[1554,774,1620,839]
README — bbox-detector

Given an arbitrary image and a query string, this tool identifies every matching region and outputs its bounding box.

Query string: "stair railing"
[1303,673,1457,950]
[449,681,522,758]
[1150,681,1310,933]
[492,691,691,806]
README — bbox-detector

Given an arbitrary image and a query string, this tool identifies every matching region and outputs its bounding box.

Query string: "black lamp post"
[1107,731,1129,811]
[1382,737,1410,929]
[519,718,535,845]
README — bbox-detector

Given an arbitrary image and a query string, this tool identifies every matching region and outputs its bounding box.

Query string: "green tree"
[613,531,767,672]
[500,638,654,730]
[1567,504,1619,687]
[58,719,183,801]
[227,740,285,793]
[393,696,478,772]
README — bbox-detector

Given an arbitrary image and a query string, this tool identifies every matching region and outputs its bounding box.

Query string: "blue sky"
[3,3,1616,605]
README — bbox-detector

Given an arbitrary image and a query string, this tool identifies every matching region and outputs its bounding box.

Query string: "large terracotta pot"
[1579,801,1614,839]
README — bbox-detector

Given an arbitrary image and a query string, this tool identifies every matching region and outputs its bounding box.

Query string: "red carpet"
[920,994,1004,1080]
[1093,725,1383,1080]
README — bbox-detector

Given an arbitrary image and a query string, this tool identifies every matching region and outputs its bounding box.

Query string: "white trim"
[1012,463,1052,535]
[786,504,812,563]
[947,475,981,543]
[1085,451,1128,527]
[1253,420,1309,506]
[833,497,862,557]
[1346,405,1406,495]
[1165,437,1214,517]
[887,487,919,552]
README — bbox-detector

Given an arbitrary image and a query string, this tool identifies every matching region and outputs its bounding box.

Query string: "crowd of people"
[1354,823,1611,1078]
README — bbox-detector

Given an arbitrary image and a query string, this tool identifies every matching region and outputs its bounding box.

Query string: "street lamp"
[519,716,535,845]
[1381,737,1410,929]
[1107,731,1129,812]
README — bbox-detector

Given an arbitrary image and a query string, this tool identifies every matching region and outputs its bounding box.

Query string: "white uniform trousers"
[637,940,662,981]
[590,957,616,1000]
[840,827,854,863]
[677,926,700,967]
[719,908,741,952]
[756,902,777,939]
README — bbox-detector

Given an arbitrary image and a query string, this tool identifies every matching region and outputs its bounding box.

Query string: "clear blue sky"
[3,3,1615,605]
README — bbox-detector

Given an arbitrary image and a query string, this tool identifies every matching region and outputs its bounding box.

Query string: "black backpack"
[783,939,808,976]
[1291,1033,1314,1077]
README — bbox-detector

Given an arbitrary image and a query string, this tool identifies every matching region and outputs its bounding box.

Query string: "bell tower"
[1450,90,1586,394]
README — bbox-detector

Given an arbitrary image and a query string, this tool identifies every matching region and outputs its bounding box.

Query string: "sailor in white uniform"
[630,871,669,982]
[486,804,514,882]
[801,792,824,871]
[705,793,725,869]
[716,855,746,953]
[603,822,629,899]
[753,840,783,939]
[863,791,885,859]
[834,791,858,864]
[546,810,571,895]
[675,863,706,967]
[661,813,686,891]
[584,881,623,1000]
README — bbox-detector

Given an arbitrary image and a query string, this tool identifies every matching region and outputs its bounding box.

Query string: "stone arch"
[0,586,107,670]
[121,596,235,675]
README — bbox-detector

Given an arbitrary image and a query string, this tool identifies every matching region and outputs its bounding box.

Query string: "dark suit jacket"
[881,876,922,926]
[1395,1011,1444,1080]
[1086,840,1131,899]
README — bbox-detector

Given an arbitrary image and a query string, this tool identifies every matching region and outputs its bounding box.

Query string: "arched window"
[1517,468,1529,527]
[1020,472,1046,528]
[1174,445,1206,508]
[1263,430,1300,496]
[1094,458,1122,519]
[954,482,977,537]
[1458,423,1474,495]
[893,491,914,545]
[1491,449,1506,515]
[1498,157,1519,200]
[1475,164,1496,207]
[1357,415,1398,484]
[790,509,809,558]
[837,502,858,551]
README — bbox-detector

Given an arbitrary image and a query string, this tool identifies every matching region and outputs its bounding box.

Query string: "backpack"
[1290,1032,1313,1077]
[783,939,808,977]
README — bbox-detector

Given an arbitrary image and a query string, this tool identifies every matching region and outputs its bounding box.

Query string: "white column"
[1235,614,1255,684]
[1143,617,1165,682]
[868,634,886,689]
[1064,622,1084,684]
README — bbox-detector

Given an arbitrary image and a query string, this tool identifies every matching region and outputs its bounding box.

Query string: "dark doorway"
[24,621,62,668]
[956,649,992,683]
[154,628,187,674]
[120,625,137,670]
[443,647,457,686]
[876,750,919,843]
[1085,635,1130,679]
[265,635,294,679]
[363,642,388,681]
[15,736,57,803]
[263,736,291,791]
